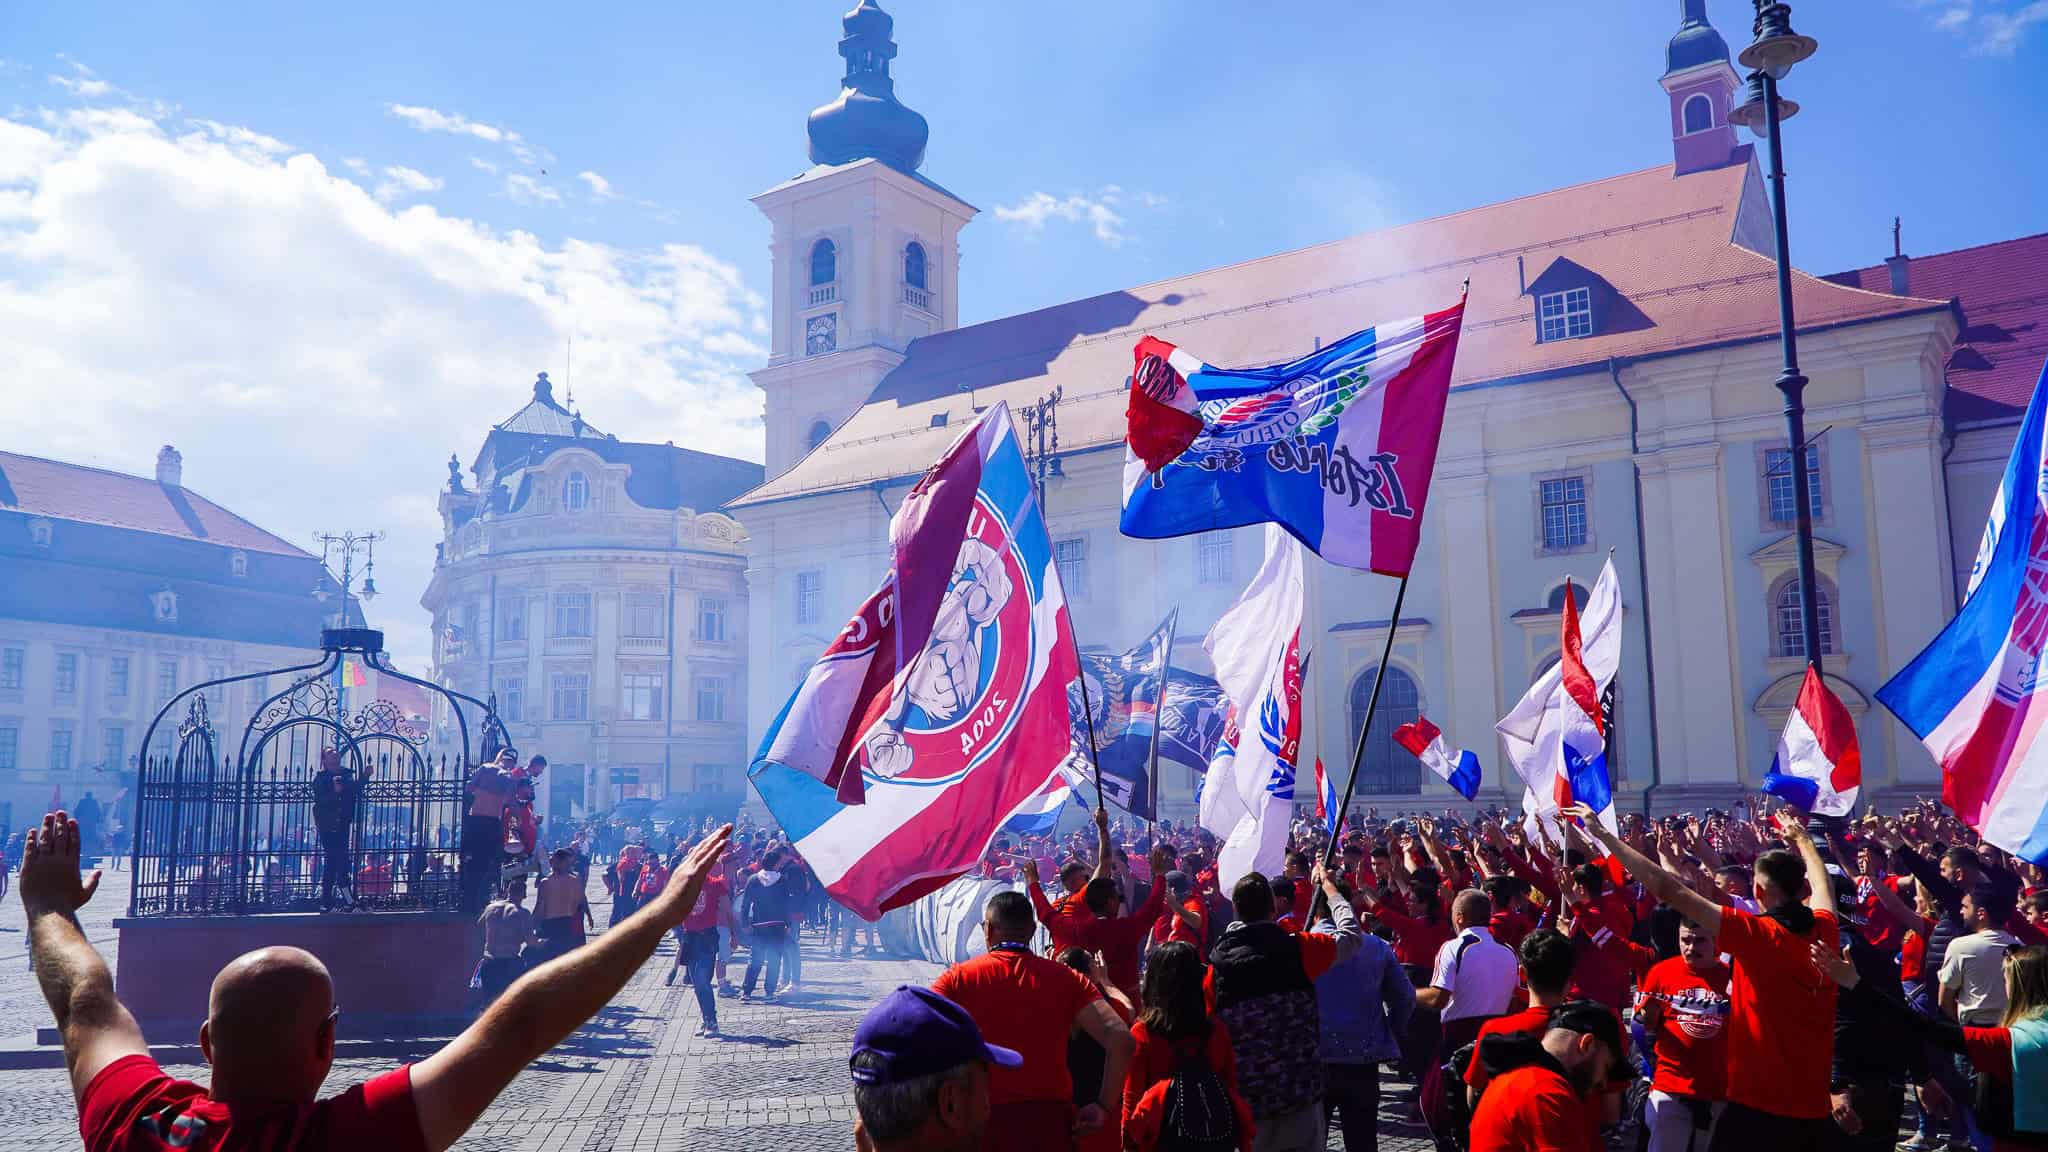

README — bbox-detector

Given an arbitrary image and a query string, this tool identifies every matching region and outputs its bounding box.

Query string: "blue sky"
[2,0,2043,665]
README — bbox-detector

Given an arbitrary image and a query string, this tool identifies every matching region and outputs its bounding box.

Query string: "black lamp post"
[1728,3,1824,675]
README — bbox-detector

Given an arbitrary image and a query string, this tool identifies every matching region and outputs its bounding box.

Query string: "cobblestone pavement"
[0,869,1439,1150]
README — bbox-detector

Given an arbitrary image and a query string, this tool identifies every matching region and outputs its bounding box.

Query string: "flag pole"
[1073,636,1107,813]
[1146,609,1179,835]
[1322,572,1412,873]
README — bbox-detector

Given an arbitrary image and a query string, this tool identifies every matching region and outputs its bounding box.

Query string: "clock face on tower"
[806,312,838,356]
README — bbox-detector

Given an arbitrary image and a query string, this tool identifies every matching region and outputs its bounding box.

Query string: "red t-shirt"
[1372,905,1454,968]
[1463,1006,1554,1093]
[81,1055,426,1152]
[1153,896,1207,954]
[1634,957,1731,1100]
[682,874,727,932]
[1718,907,1839,1120]
[931,947,1103,1106]
[1468,1062,1590,1152]
[1857,875,1904,953]
[1900,930,1928,983]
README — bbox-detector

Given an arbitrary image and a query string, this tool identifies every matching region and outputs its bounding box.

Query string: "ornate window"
[562,471,590,513]
[1772,575,1838,658]
[1764,444,1824,526]
[1196,531,1235,585]
[28,517,52,547]
[1537,287,1593,342]
[1538,475,1589,552]
[809,238,837,287]
[1348,666,1423,794]
[553,592,593,638]
[698,596,728,642]
[1682,93,1714,134]
[622,673,664,721]
[152,589,179,623]
[230,549,248,578]
[905,241,928,290]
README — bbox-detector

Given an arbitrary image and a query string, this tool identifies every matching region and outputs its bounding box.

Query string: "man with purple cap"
[851,985,1021,1152]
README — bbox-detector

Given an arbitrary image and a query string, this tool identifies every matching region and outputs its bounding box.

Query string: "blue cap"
[849,986,1022,1085]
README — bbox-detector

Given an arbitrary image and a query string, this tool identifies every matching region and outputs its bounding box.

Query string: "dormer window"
[1537,287,1593,342]
[563,471,590,513]
[153,589,179,623]
[229,549,248,578]
[1682,93,1714,134]
[28,517,52,547]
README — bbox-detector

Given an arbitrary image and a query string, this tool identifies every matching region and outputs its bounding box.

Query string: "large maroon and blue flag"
[750,403,1082,918]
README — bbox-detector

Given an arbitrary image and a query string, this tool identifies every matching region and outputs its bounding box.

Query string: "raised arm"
[1772,812,1836,917]
[1561,803,1721,933]
[411,826,732,1152]
[21,813,149,1104]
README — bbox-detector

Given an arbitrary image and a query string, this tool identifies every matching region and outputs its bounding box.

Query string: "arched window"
[904,241,928,290]
[1682,93,1714,134]
[562,471,589,513]
[1772,575,1837,658]
[805,420,833,453]
[809,238,837,287]
[1546,583,1589,613]
[1349,665,1423,795]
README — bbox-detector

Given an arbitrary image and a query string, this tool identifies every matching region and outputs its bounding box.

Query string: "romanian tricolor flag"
[341,659,368,688]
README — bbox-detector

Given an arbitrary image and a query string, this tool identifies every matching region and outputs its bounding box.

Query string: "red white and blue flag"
[750,403,1082,918]
[1313,757,1339,839]
[1764,665,1862,816]
[1392,716,1482,801]
[1880,362,2048,861]
[1498,560,1622,841]
[1120,299,1465,577]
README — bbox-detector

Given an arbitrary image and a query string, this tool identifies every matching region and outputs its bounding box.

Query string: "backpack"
[1157,1037,1239,1152]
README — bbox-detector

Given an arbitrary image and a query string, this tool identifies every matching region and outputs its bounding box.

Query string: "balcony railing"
[619,635,668,652]
[807,283,838,307]
[902,284,932,311]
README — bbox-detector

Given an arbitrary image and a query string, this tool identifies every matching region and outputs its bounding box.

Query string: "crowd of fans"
[852,799,2048,1152]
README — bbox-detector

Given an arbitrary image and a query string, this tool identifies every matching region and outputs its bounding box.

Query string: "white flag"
[1200,525,1305,888]
[1497,558,1623,838]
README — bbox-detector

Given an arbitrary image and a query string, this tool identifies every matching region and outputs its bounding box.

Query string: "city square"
[4,1,2048,1150]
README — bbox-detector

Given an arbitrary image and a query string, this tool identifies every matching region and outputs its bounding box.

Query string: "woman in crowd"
[1121,941,1255,1152]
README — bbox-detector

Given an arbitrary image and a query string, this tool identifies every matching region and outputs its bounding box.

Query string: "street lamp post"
[312,529,385,714]
[1729,3,1823,674]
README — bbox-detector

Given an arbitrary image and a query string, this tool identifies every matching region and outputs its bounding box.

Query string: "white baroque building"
[730,2,2043,818]
[422,375,764,823]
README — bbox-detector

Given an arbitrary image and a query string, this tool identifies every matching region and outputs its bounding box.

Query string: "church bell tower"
[749,0,977,480]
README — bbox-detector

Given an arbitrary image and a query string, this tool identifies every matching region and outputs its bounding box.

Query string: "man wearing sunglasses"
[22,809,732,1152]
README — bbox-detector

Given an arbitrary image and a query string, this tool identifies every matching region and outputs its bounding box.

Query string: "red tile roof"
[1825,233,2048,425]
[0,451,310,556]
[738,157,1948,506]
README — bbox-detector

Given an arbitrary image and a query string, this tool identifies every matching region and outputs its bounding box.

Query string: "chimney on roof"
[1886,216,1910,295]
[156,445,183,488]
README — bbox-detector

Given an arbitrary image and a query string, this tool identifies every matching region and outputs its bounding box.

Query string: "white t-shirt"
[1431,925,1519,1024]
[1939,929,2020,1025]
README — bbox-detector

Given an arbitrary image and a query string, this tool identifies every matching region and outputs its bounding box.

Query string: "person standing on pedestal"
[312,748,368,912]
[462,749,517,912]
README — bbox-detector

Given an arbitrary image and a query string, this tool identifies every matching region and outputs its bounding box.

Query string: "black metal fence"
[128,629,490,917]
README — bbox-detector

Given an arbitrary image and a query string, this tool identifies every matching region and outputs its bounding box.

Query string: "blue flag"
[1071,613,1177,820]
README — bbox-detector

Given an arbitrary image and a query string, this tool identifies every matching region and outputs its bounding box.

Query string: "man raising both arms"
[1562,802,1838,1152]
[24,808,732,1152]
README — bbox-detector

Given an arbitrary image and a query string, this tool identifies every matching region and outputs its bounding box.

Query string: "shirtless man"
[477,882,536,1005]
[534,849,594,963]
[463,749,518,911]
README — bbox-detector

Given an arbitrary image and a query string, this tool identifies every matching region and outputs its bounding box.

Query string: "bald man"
[22,809,732,1152]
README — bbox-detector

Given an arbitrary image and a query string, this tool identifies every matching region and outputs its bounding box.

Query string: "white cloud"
[373,165,443,203]
[49,73,113,98]
[0,103,766,671]
[503,172,560,204]
[577,170,615,200]
[1937,6,1974,28]
[468,156,499,175]
[1974,0,2048,52]
[993,191,1130,246]
[386,102,544,165]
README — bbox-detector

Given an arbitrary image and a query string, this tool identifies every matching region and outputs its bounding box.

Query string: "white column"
[1638,443,1742,792]
[1434,471,1506,798]
[1862,414,1953,787]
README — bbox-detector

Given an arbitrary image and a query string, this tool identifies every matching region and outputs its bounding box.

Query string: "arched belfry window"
[1682,93,1713,134]
[806,420,832,453]
[1349,665,1423,795]
[809,239,837,287]
[904,241,928,290]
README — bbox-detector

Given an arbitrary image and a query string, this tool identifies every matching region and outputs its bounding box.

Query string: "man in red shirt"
[1634,918,1731,1152]
[1149,869,1207,953]
[1059,844,1172,999]
[930,889,1133,1152]
[1565,803,1838,1152]
[669,841,731,1037]
[26,809,732,1152]
[1464,928,1578,1099]
[1025,808,1113,954]
[1467,1001,1627,1152]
